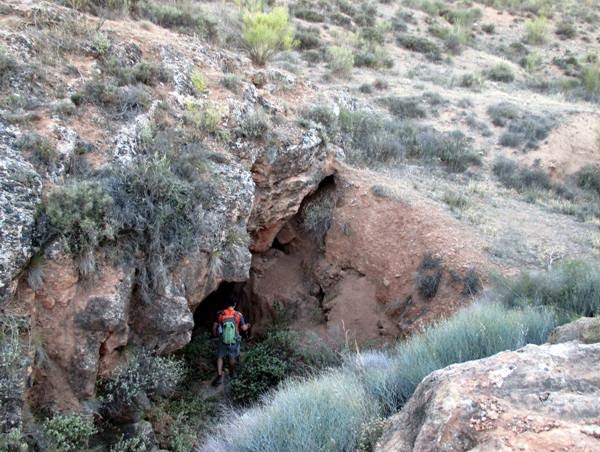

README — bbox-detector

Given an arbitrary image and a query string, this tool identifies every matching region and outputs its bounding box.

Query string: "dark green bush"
[488,103,556,150]
[230,330,339,405]
[485,63,515,82]
[15,132,56,168]
[555,21,576,39]
[293,8,325,22]
[379,96,427,119]
[98,348,185,422]
[44,414,97,452]
[575,165,600,196]
[46,181,114,274]
[487,102,520,127]
[495,260,600,320]
[294,26,322,50]
[492,157,552,191]
[416,254,443,299]
[108,149,214,294]
[396,34,442,61]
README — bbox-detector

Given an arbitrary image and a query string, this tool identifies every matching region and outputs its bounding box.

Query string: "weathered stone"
[248,130,336,252]
[377,341,600,452]
[27,247,134,411]
[548,316,600,344]
[0,120,42,304]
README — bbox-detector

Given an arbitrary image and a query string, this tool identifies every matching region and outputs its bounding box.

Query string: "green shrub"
[300,104,338,138]
[184,101,222,137]
[242,6,296,65]
[108,150,214,294]
[485,63,515,82]
[396,34,442,61]
[525,16,548,45]
[575,164,600,196]
[46,181,114,274]
[74,79,151,119]
[292,7,325,23]
[580,64,600,97]
[481,23,495,34]
[230,330,339,405]
[0,45,17,78]
[221,74,241,92]
[44,414,97,452]
[555,21,576,39]
[15,133,56,168]
[429,24,471,54]
[239,109,271,138]
[492,157,552,191]
[294,26,322,50]
[0,427,29,451]
[98,348,185,421]
[191,68,207,94]
[379,96,427,119]
[416,253,443,299]
[327,46,354,77]
[353,46,394,69]
[488,102,556,150]
[300,187,336,244]
[495,260,600,320]
[139,1,218,40]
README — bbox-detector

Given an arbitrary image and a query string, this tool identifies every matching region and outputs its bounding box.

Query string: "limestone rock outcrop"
[0,120,42,304]
[376,341,600,451]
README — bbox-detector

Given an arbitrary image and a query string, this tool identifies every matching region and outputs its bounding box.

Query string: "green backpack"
[221,315,238,345]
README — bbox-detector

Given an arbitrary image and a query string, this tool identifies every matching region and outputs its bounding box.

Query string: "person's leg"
[212,344,225,386]
[217,357,224,376]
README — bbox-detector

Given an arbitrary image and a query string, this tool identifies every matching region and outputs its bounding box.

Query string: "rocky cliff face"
[376,329,600,451]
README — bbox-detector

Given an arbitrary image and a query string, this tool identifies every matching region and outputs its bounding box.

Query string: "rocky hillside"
[0,0,599,450]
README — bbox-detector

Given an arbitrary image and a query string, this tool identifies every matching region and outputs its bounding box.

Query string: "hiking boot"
[211,374,223,386]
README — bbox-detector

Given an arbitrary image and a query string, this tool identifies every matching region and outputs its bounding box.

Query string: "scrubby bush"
[555,21,576,39]
[353,46,394,70]
[488,103,555,149]
[138,1,218,40]
[242,6,296,65]
[230,330,339,405]
[300,187,336,244]
[44,414,97,452]
[379,96,427,119]
[485,63,515,82]
[98,348,185,422]
[0,45,17,79]
[46,181,114,274]
[221,74,241,92]
[294,26,322,50]
[108,150,214,294]
[575,164,600,196]
[525,16,548,45]
[239,109,271,138]
[396,34,442,61]
[73,79,151,119]
[416,253,443,299]
[492,157,552,192]
[184,101,222,137]
[15,132,56,168]
[495,260,600,320]
[327,46,354,77]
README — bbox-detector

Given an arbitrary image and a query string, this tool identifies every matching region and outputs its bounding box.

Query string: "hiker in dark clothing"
[211,297,250,386]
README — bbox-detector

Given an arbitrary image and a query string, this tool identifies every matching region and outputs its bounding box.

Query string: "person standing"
[211,296,250,386]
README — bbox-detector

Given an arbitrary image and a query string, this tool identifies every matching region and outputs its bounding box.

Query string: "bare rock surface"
[376,341,600,452]
[548,316,600,345]
[0,120,42,304]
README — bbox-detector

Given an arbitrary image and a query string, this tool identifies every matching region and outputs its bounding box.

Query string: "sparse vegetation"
[487,103,556,150]
[46,181,114,275]
[575,165,600,196]
[416,253,443,299]
[492,157,552,192]
[44,414,97,452]
[327,46,355,76]
[525,16,549,45]
[485,63,515,83]
[555,21,576,39]
[396,34,441,61]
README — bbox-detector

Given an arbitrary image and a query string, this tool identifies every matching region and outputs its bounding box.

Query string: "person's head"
[226,294,238,309]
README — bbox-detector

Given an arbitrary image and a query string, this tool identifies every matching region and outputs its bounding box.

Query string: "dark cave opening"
[192,281,251,334]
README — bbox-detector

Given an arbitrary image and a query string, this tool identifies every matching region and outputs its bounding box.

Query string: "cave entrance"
[192,281,249,334]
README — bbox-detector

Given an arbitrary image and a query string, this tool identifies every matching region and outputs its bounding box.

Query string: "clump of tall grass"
[494,260,600,320]
[203,371,377,452]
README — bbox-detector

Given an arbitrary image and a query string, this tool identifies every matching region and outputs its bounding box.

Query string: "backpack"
[221,312,238,345]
